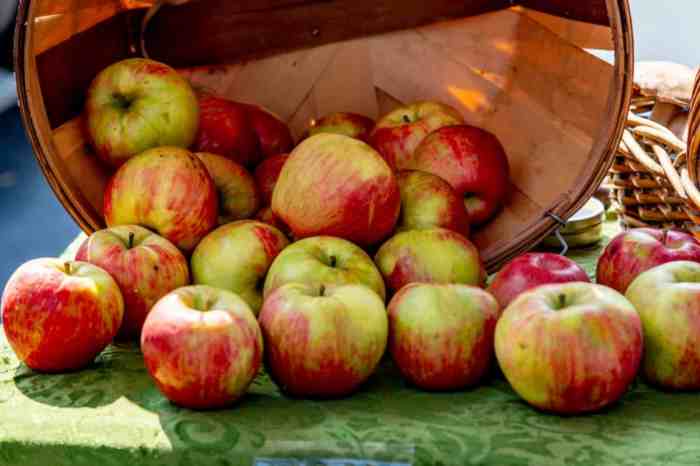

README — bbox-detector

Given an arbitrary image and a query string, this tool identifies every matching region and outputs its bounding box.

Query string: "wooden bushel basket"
[15,0,633,272]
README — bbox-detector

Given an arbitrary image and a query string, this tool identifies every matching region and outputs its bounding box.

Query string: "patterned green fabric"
[2,223,700,466]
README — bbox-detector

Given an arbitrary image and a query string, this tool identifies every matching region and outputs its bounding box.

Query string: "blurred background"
[0,2,698,288]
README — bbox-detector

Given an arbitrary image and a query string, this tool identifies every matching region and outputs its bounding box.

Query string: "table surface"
[2,222,700,466]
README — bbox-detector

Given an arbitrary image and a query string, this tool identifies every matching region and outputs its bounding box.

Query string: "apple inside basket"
[18,0,632,272]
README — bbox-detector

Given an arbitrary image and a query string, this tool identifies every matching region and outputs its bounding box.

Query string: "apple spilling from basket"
[4,58,700,414]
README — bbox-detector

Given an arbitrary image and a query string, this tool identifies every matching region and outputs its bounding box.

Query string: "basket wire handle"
[546,212,569,256]
[140,0,192,59]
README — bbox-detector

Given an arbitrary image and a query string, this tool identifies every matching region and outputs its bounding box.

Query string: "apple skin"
[488,253,590,309]
[191,220,289,314]
[195,152,260,224]
[255,206,292,238]
[369,101,464,170]
[495,282,643,414]
[85,58,199,167]
[272,134,400,246]
[396,170,470,237]
[626,261,700,390]
[1,258,124,372]
[244,104,294,158]
[141,285,263,409]
[597,228,700,294]
[375,228,485,294]
[263,236,386,301]
[104,146,218,252]
[194,93,260,166]
[388,283,499,391]
[403,125,510,225]
[308,112,375,142]
[259,283,387,398]
[254,153,289,206]
[75,225,189,340]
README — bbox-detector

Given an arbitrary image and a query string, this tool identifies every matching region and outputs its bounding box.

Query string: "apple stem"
[64,262,72,275]
[329,256,337,268]
[128,232,135,249]
[558,294,566,309]
[662,229,668,245]
[402,115,410,123]
[319,285,326,297]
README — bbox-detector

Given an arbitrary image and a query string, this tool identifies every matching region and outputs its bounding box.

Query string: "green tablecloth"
[2,223,700,466]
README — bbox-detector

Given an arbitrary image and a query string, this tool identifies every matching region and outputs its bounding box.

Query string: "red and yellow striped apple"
[191,220,289,314]
[308,112,374,142]
[141,285,263,409]
[255,206,292,237]
[597,228,700,294]
[488,253,590,309]
[195,152,260,224]
[104,146,218,252]
[404,125,510,225]
[369,101,464,170]
[388,283,499,391]
[259,283,387,398]
[85,58,199,167]
[76,225,189,340]
[626,261,700,389]
[254,153,288,206]
[1,258,123,372]
[495,282,643,414]
[375,228,485,294]
[272,134,400,246]
[263,236,385,301]
[396,170,470,237]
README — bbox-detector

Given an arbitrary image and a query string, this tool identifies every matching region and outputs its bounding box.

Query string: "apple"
[403,125,510,225]
[272,134,400,246]
[488,253,590,309]
[141,285,263,409]
[84,58,199,167]
[254,153,288,206]
[396,170,470,237]
[75,225,189,340]
[263,236,385,301]
[308,112,375,142]
[388,283,499,391]
[104,146,218,252]
[255,206,292,237]
[191,220,289,314]
[626,261,700,389]
[244,104,294,158]
[194,93,260,166]
[195,152,260,224]
[375,228,485,294]
[1,258,123,372]
[495,282,643,414]
[259,283,387,398]
[597,228,700,294]
[369,101,464,170]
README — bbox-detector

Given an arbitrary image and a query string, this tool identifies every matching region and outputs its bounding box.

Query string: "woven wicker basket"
[609,85,700,235]
[16,0,634,272]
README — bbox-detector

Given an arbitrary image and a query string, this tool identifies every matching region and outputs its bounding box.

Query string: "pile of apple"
[5,58,700,415]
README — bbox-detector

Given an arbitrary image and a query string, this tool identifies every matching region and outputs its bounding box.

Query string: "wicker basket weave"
[609,92,700,234]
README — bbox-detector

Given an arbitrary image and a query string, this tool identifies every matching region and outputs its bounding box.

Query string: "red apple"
[272,134,400,246]
[369,101,464,170]
[194,93,260,166]
[495,282,642,414]
[141,285,263,409]
[375,228,485,294]
[388,283,499,391]
[85,58,199,167]
[403,125,510,225]
[254,153,288,206]
[191,220,289,314]
[104,146,218,252]
[597,228,700,294]
[1,258,123,372]
[195,152,260,224]
[396,170,469,237]
[76,225,189,340]
[255,207,292,237]
[259,283,388,398]
[308,112,375,142]
[244,104,294,158]
[488,253,590,309]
